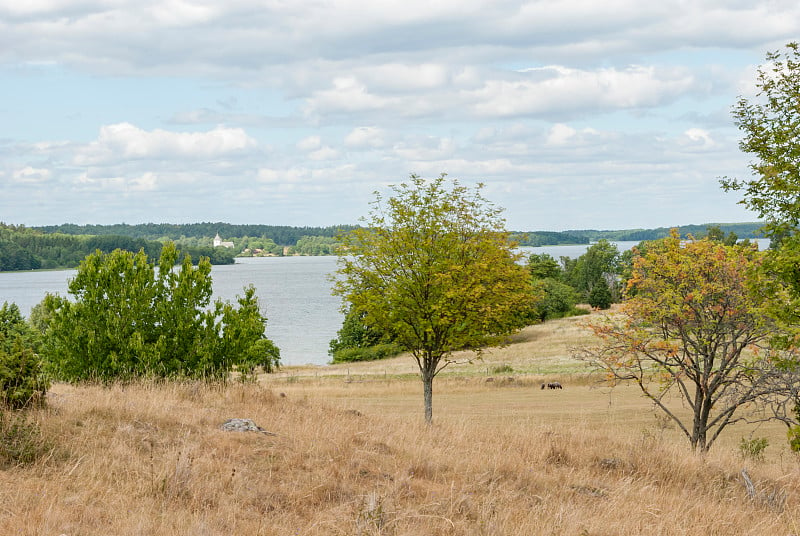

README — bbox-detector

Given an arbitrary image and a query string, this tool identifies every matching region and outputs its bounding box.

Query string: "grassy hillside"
[3,312,798,535]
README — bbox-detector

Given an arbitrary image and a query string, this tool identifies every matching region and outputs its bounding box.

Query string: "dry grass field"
[3,311,800,535]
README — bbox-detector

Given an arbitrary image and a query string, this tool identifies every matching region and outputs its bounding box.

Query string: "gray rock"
[220,418,275,435]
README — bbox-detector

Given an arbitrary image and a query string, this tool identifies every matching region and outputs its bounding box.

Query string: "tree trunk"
[423,371,433,424]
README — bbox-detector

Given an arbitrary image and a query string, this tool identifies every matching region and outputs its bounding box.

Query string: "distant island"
[0,221,764,272]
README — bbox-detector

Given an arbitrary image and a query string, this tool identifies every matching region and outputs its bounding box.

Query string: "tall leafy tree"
[721,42,800,238]
[564,239,621,304]
[333,174,533,423]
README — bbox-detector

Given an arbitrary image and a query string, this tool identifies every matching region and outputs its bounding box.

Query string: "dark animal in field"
[542,382,563,390]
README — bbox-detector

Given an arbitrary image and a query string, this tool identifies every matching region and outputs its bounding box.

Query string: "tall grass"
[1,378,798,535]
[3,313,799,534]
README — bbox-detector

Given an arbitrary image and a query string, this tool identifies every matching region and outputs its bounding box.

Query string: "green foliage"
[512,231,589,247]
[704,224,739,246]
[721,42,800,238]
[531,278,579,321]
[739,436,769,462]
[237,236,283,256]
[588,278,612,309]
[788,427,800,452]
[0,410,52,467]
[0,303,48,409]
[39,244,279,382]
[329,306,388,357]
[528,253,562,280]
[331,343,404,363]
[289,236,341,255]
[564,239,622,303]
[334,174,533,422]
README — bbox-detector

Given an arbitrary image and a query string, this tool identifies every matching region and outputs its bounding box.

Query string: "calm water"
[0,239,769,366]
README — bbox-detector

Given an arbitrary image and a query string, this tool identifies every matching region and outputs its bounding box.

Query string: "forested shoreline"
[0,224,236,271]
[0,220,765,272]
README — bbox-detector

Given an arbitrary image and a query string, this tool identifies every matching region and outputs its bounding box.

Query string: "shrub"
[0,302,48,409]
[739,436,769,462]
[531,278,581,321]
[39,244,280,382]
[0,410,52,467]
[331,343,404,363]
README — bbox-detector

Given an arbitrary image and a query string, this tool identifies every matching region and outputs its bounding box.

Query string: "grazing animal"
[546,382,562,390]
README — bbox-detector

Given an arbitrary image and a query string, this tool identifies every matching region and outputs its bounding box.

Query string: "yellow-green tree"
[576,232,779,451]
[333,174,534,423]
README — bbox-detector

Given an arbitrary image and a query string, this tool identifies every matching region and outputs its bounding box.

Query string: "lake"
[0,239,769,366]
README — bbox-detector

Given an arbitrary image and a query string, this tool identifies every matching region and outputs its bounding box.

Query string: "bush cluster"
[331,343,404,364]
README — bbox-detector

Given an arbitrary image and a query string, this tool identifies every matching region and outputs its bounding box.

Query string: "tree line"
[0,224,235,271]
[32,222,358,246]
[511,222,764,246]
[29,221,764,249]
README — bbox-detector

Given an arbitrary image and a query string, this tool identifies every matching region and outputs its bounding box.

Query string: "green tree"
[527,253,562,280]
[333,174,533,423]
[0,303,48,409]
[40,243,279,382]
[704,225,739,246]
[587,277,612,309]
[530,278,579,321]
[721,42,800,238]
[576,232,779,452]
[564,239,621,303]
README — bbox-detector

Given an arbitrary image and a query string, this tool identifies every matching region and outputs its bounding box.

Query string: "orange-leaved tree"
[576,230,781,452]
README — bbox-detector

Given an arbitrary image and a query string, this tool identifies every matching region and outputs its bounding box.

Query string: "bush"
[739,436,769,462]
[0,410,52,467]
[40,244,279,382]
[0,341,48,409]
[331,343,404,363]
[0,303,48,409]
[531,278,580,321]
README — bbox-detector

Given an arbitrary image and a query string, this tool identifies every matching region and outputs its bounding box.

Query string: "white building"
[213,233,235,248]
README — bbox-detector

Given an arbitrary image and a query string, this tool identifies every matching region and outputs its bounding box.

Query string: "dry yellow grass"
[3,312,800,535]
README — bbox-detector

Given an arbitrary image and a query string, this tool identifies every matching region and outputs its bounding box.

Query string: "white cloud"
[296,135,322,151]
[683,128,715,148]
[304,77,390,117]
[309,146,340,161]
[471,65,698,118]
[12,166,51,183]
[546,124,577,146]
[74,123,257,165]
[344,126,386,149]
[149,0,218,27]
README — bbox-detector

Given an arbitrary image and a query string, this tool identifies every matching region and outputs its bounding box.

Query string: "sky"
[1,1,798,232]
